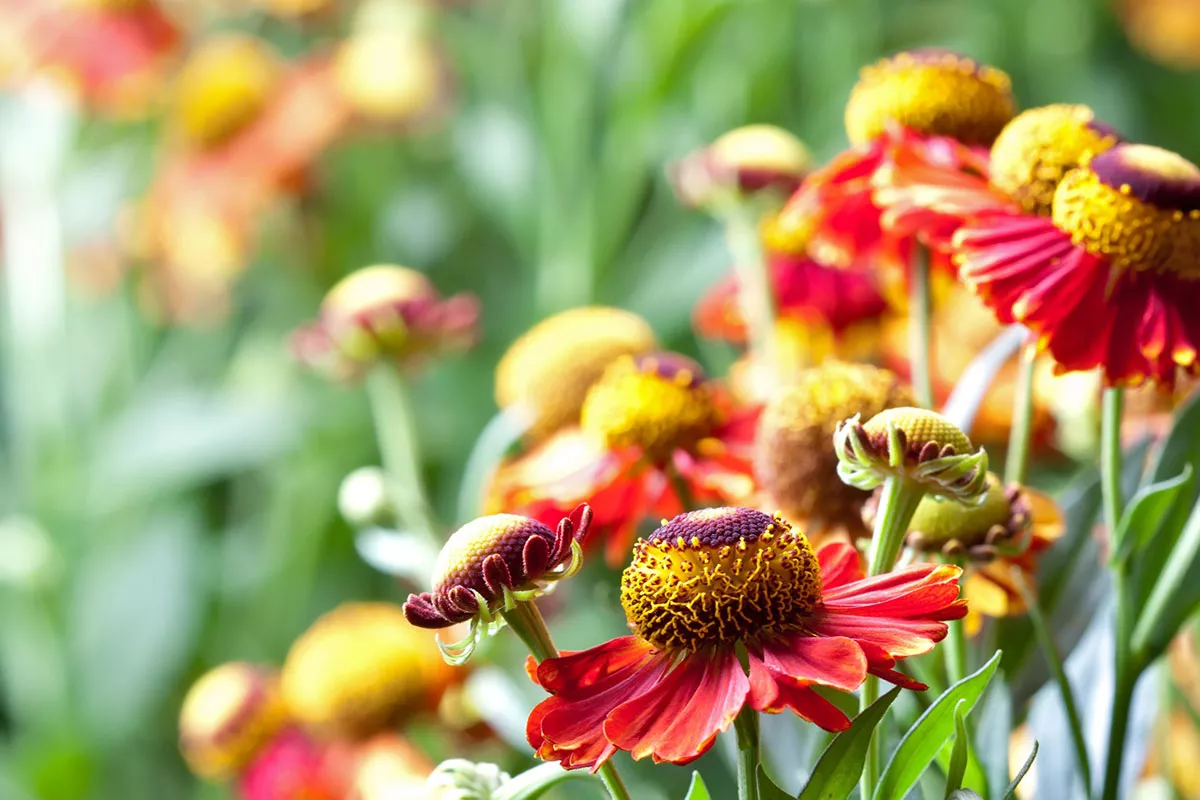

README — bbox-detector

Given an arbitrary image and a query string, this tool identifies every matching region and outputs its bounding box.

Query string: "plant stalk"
[502,600,633,800]
[365,365,438,543]
[909,246,934,409]
[733,705,761,800]
[722,203,779,392]
[1004,338,1038,485]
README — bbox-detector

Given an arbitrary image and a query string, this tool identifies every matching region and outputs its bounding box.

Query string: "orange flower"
[526,508,966,769]
[487,352,757,567]
[772,50,1014,281]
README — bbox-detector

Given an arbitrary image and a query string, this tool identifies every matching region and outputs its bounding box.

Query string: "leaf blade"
[797,687,901,800]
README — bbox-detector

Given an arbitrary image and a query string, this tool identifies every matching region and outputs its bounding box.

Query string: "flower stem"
[721,203,778,391]
[733,705,761,800]
[941,593,968,685]
[365,365,438,543]
[1003,337,1037,486]
[1011,568,1091,796]
[909,246,934,409]
[502,600,633,800]
[1100,387,1134,800]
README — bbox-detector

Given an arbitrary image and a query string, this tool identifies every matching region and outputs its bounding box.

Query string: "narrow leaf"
[948,792,984,800]
[757,767,792,800]
[873,652,1002,800]
[1004,742,1039,800]
[683,772,710,800]
[797,687,901,800]
[1112,465,1193,564]
[944,700,970,798]
[1133,498,1200,660]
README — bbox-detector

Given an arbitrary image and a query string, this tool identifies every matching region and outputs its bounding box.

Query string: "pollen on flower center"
[844,49,1015,147]
[1052,143,1200,277]
[620,508,822,651]
[989,104,1122,217]
[432,514,557,597]
[580,352,720,461]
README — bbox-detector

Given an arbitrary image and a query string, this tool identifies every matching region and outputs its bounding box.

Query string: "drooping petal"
[746,642,854,731]
[604,649,749,765]
[817,542,865,589]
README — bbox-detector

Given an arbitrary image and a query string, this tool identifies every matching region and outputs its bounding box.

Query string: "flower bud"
[337,467,394,529]
[425,759,510,800]
[178,663,286,781]
[671,124,812,211]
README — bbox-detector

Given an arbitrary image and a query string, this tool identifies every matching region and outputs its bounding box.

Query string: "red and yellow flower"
[771,50,1015,282]
[178,662,287,781]
[525,507,966,769]
[487,352,757,566]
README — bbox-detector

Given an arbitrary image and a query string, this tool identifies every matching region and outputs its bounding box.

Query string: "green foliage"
[797,688,900,800]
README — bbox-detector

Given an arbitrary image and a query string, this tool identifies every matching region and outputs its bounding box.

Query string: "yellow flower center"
[621,508,822,651]
[989,104,1122,217]
[1052,144,1200,277]
[708,124,813,179]
[179,663,285,780]
[495,307,657,440]
[757,361,913,531]
[907,473,1011,546]
[432,514,557,597]
[334,34,443,123]
[580,353,719,461]
[322,264,434,318]
[844,50,1015,147]
[173,35,279,147]
[862,406,974,457]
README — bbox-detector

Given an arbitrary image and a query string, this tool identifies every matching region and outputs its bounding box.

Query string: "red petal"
[817,542,865,589]
[757,634,867,692]
[604,650,749,765]
[746,648,852,731]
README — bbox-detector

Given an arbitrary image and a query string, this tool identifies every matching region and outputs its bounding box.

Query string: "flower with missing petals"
[179,663,287,781]
[526,507,966,770]
[292,264,480,381]
[403,507,590,662]
[772,50,1014,281]
[835,407,989,502]
[671,124,813,211]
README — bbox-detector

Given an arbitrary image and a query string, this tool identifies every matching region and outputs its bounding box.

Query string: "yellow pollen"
[989,104,1121,217]
[862,407,974,455]
[580,355,719,461]
[621,516,822,651]
[844,51,1015,147]
[1052,146,1200,276]
[907,473,1011,546]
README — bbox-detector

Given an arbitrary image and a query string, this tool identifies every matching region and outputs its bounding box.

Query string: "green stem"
[942,608,968,686]
[1100,387,1134,800]
[909,247,934,409]
[861,476,926,799]
[733,706,761,800]
[1011,568,1091,796]
[722,203,778,391]
[364,365,438,542]
[1003,338,1037,485]
[502,601,633,800]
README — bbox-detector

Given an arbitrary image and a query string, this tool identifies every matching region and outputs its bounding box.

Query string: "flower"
[424,759,511,800]
[403,507,590,661]
[671,124,812,211]
[1116,0,1200,70]
[835,407,989,502]
[239,728,342,800]
[526,507,966,769]
[178,663,287,781]
[292,264,480,380]
[491,352,757,566]
[956,142,1200,386]
[171,35,281,148]
[772,50,1014,280]
[495,306,657,440]
[755,360,913,540]
[866,473,1063,634]
[281,602,461,739]
[348,734,435,800]
[334,32,450,128]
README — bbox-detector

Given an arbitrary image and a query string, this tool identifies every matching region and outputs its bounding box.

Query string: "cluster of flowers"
[1,0,453,322]
[177,45,1200,800]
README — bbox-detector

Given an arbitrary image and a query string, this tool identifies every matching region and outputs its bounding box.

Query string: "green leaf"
[1004,742,1039,800]
[797,687,901,800]
[1145,389,1200,488]
[873,651,1002,800]
[943,700,970,798]
[1132,498,1200,660]
[948,792,984,800]
[1112,465,1194,564]
[683,772,710,800]
[757,767,793,800]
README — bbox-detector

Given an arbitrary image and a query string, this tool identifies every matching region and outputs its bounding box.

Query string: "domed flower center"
[844,50,1015,147]
[620,508,823,651]
[495,306,656,439]
[989,104,1121,217]
[907,474,1011,546]
[580,353,720,461]
[431,514,557,599]
[861,406,974,460]
[322,265,434,319]
[173,35,280,147]
[1052,144,1200,277]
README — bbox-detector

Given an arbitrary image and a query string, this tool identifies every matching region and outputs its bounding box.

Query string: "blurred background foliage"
[1,0,1199,797]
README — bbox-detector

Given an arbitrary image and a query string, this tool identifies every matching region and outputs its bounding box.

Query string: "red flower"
[526,508,966,769]
[955,143,1200,387]
[771,51,1014,283]
[487,353,757,567]
[238,728,343,800]
[693,252,888,343]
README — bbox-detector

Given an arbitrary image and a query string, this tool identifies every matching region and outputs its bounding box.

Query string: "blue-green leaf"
[944,700,970,798]
[1112,465,1193,565]
[797,687,901,800]
[873,652,1002,800]
[1004,742,1039,799]
[758,767,793,800]
[1132,499,1200,661]
[683,771,710,800]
